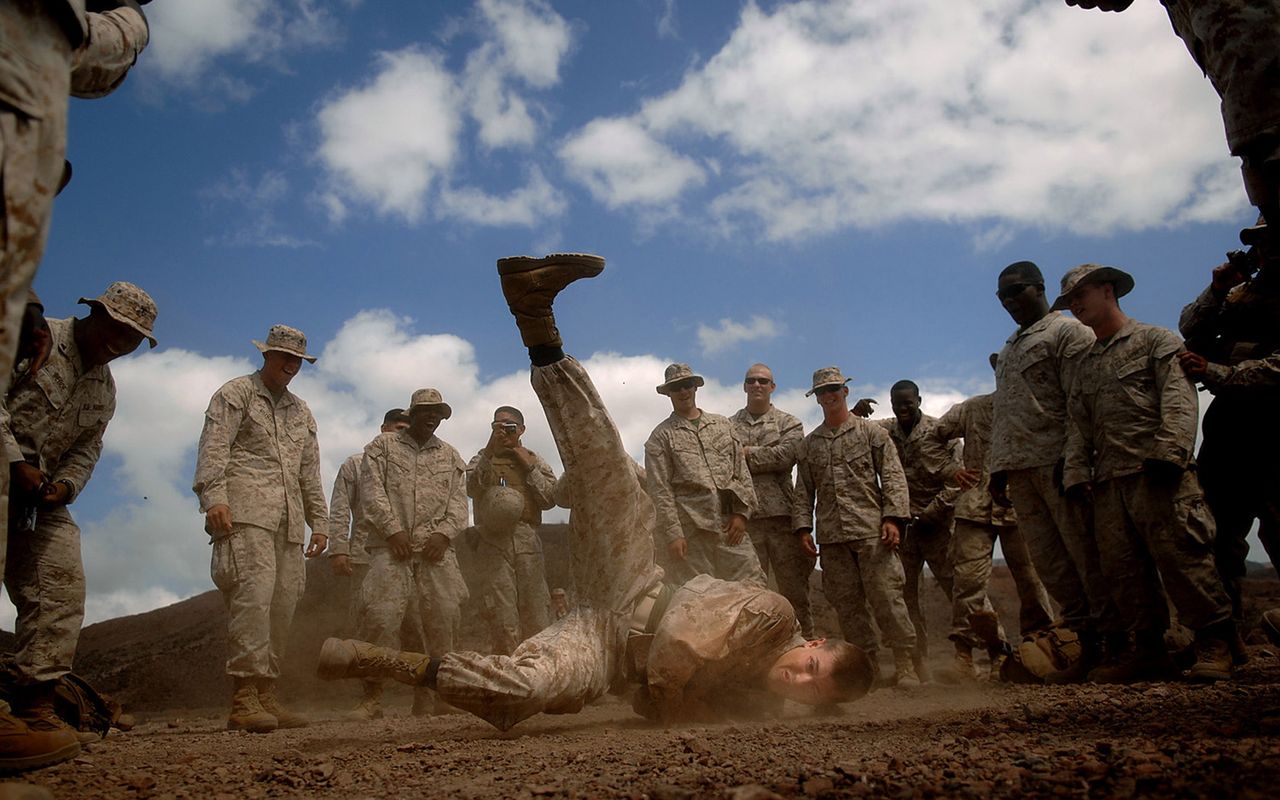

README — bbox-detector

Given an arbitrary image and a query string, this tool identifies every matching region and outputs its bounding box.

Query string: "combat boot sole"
[0,735,80,775]
[497,253,605,278]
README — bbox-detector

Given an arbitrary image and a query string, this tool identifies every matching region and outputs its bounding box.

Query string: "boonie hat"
[253,324,316,363]
[409,388,453,419]
[656,363,705,395]
[805,366,851,397]
[1049,264,1134,311]
[79,281,158,348]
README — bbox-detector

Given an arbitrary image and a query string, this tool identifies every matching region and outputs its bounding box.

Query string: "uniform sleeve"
[915,429,961,523]
[526,454,558,511]
[726,428,757,519]
[327,457,357,556]
[70,5,148,99]
[790,438,816,533]
[872,429,910,521]
[440,452,470,540]
[360,440,398,541]
[1178,284,1226,342]
[49,399,114,500]
[300,413,328,536]
[192,388,243,512]
[744,413,803,473]
[1056,321,1096,460]
[1201,354,1280,389]
[645,429,684,546]
[465,450,491,499]
[1147,333,1198,467]
[931,403,966,481]
[1062,372,1093,490]
[0,401,22,464]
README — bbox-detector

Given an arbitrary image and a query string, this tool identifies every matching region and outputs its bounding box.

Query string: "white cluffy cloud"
[697,315,785,356]
[559,0,1243,239]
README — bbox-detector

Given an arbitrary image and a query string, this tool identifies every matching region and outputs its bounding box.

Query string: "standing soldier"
[193,325,329,733]
[356,389,469,718]
[467,406,557,653]
[327,408,410,634]
[645,364,764,587]
[2,282,156,739]
[731,363,816,638]
[793,367,919,687]
[1058,264,1237,682]
[991,260,1116,682]
[877,380,960,681]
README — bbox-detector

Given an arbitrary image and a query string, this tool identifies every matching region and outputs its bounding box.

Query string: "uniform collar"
[250,371,295,407]
[1006,310,1060,345]
[1092,317,1139,352]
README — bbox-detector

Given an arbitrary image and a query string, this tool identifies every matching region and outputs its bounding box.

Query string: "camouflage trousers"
[1093,471,1232,635]
[3,505,84,683]
[899,517,954,659]
[949,519,1055,649]
[819,538,915,655]
[748,515,816,638]
[472,523,552,654]
[664,525,766,589]
[435,357,663,731]
[211,520,305,678]
[358,547,468,658]
[1007,465,1117,634]
[343,560,370,638]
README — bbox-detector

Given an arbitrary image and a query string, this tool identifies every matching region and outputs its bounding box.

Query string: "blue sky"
[10,0,1260,624]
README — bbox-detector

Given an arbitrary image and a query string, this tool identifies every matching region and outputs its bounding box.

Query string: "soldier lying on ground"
[318,252,873,730]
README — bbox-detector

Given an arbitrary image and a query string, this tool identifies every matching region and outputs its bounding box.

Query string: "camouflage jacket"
[326,453,367,562]
[360,430,468,550]
[793,415,910,544]
[1179,270,1280,394]
[1065,319,1198,487]
[466,447,557,527]
[933,394,1016,527]
[0,317,113,501]
[644,411,757,545]
[646,574,803,723]
[193,373,327,544]
[991,312,1095,473]
[730,405,803,519]
[877,414,961,524]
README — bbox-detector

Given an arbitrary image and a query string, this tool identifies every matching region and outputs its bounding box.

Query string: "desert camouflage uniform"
[0,318,113,682]
[1065,319,1232,635]
[431,357,802,731]
[731,405,816,637]
[358,430,469,659]
[645,411,764,586]
[934,394,1055,648]
[993,312,1115,635]
[193,372,327,678]
[1179,272,1280,618]
[0,1,146,587]
[879,415,960,658]
[327,452,369,634]
[793,416,915,656]
[467,447,557,653]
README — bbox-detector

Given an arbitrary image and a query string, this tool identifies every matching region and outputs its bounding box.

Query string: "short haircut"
[890,379,920,397]
[744,363,773,380]
[493,405,524,425]
[824,640,874,703]
[1000,260,1044,284]
[383,408,409,425]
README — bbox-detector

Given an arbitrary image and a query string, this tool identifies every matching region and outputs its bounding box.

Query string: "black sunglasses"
[996,282,1041,301]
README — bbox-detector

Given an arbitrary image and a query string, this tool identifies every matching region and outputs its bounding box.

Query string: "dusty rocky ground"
[17,645,1280,799]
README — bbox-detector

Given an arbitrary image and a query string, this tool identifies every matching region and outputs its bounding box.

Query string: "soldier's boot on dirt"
[0,708,79,774]
[893,649,921,689]
[1187,621,1236,683]
[1087,631,1172,684]
[226,678,277,733]
[497,253,605,348]
[1229,626,1250,666]
[865,652,886,690]
[316,638,438,688]
[1045,630,1107,685]
[11,683,94,745]
[345,681,383,721]
[942,643,977,683]
[987,649,1007,682]
[256,680,308,728]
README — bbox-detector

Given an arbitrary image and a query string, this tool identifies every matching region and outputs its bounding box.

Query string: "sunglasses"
[814,384,844,396]
[996,282,1040,301]
[668,379,699,393]
[744,377,773,386]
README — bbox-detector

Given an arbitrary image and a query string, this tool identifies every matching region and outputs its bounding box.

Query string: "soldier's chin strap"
[528,345,565,367]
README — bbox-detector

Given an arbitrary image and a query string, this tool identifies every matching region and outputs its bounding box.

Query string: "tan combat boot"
[256,679,308,729]
[1187,621,1236,683]
[943,643,976,683]
[0,708,79,774]
[345,681,383,721]
[11,683,94,745]
[496,253,605,348]
[227,677,276,733]
[317,638,434,687]
[1087,631,1172,684]
[893,650,921,689]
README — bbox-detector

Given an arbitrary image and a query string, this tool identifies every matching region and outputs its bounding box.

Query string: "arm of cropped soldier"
[359,441,399,542]
[525,453,558,511]
[743,415,803,474]
[464,450,490,499]
[0,402,23,467]
[300,414,328,547]
[1061,377,1092,491]
[1148,336,1197,468]
[326,458,356,557]
[644,433,685,546]
[1178,284,1226,342]
[192,390,244,522]
[1199,353,1280,389]
[48,400,114,502]
[790,439,817,534]
[71,1,150,99]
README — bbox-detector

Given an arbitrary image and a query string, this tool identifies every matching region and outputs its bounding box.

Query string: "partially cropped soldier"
[991,260,1117,682]
[2,282,155,745]
[354,388,469,719]
[1178,218,1280,632]
[193,325,329,733]
[793,367,919,687]
[327,408,410,634]
[1057,264,1236,683]
[730,363,816,638]
[931,355,1055,680]
[467,405,557,653]
[877,380,960,680]
[0,0,149,771]
[645,364,764,587]
[319,253,873,729]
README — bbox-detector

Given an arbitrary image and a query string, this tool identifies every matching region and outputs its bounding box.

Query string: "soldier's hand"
[330,553,353,576]
[1211,261,1249,295]
[880,519,901,549]
[798,531,818,558]
[11,462,46,497]
[304,532,327,558]
[509,446,536,470]
[954,468,982,491]
[387,530,412,560]
[38,480,71,509]
[423,532,450,563]
[1177,350,1209,378]
[205,504,234,537]
[851,398,876,418]
[724,513,748,546]
[989,471,1011,508]
[668,537,688,561]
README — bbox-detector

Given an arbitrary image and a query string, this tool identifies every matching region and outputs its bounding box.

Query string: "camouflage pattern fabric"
[792,416,910,543]
[467,448,557,527]
[359,430,467,551]
[933,394,1016,526]
[898,517,954,659]
[326,453,367,562]
[745,515,816,639]
[819,539,915,655]
[4,506,84,683]
[211,521,305,678]
[730,405,803,518]
[878,415,962,521]
[357,548,466,658]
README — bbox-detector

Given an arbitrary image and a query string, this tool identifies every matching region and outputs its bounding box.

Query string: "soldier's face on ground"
[492,411,524,446]
[997,274,1043,326]
[409,407,446,441]
[890,388,921,427]
[1066,281,1110,327]
[261,350,303,391]
[743,368,775,403]
[667,380,699,414]
[765,639,841,705]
